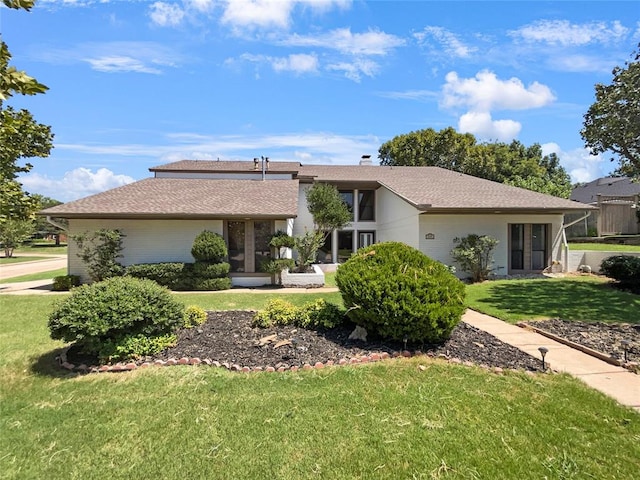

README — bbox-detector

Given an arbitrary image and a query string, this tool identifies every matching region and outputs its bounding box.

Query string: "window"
[358,231,375,249]
[339,190,354,220]
[226,221,273,273]
[509,224,549,272]
[337,231,353,263]
[358,190,375,221]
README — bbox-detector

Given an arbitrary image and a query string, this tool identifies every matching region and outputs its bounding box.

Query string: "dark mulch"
[149,311,544,371]
[530,319,640,363]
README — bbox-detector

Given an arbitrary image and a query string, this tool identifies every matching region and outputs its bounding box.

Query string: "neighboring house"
[41,158,594,286]
[567,176,640,237]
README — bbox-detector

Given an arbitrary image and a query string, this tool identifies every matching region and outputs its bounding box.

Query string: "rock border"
[55,348,544,376]
[517,322,639,374]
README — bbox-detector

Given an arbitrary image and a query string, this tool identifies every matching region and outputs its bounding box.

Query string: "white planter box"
[281,265,325,288]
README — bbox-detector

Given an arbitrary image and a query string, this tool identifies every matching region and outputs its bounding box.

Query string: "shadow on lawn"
[479,279,639,324]
[30,347,80,379]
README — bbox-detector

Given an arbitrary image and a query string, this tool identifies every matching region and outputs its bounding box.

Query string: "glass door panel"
[510,224,524,270]
[254,221,272,273]
[228,221,245,272]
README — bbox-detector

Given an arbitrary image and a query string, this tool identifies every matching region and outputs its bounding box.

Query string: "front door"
[226,220,273,273]
[509,223,549,273]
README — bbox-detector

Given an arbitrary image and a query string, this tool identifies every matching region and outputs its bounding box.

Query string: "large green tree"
[379,128,572,198]
[0,0,53,222]
[581,44,640,179]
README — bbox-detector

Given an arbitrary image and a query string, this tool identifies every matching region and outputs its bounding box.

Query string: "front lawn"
[0,268,67,284]
[0,255,50,265]
[1,292,639,479]
[569,243,640,252]
[465,276,640,324]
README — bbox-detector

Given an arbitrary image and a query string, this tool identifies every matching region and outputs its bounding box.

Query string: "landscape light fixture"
[621,340,630,363]
[538,346,549,371]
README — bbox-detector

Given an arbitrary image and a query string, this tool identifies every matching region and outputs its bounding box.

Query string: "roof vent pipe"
[360,155,372,166]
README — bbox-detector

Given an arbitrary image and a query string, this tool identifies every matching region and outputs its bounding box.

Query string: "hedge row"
[126,262,231,291]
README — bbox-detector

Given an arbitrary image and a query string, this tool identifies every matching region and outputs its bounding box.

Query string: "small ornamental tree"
[190,230,231,290]
[0,217,34,257]
[295,183,351,270]
[191,230,227,263]
[336,242,465,343]
[72,229,125,282]
[450,234,499,283]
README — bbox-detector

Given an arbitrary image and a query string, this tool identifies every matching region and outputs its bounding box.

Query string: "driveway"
[0,255,68,281]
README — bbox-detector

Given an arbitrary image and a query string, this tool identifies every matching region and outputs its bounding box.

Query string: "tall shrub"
[450,234,499,283]
[191,230,227,263]
[336,242,465,343]
[72,229,124,282]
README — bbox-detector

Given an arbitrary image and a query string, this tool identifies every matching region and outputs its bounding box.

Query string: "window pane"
[318,232,332,263]
[254,221,272,273]
[337,231,353,263]
[358,190,375,221]
[510,224,524,270]
[358,231,375,249]
[339,190,354,220]
[531,224,547,270]
[228,221,245,272]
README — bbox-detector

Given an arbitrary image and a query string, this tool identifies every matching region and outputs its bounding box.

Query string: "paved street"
[0,254,67,281]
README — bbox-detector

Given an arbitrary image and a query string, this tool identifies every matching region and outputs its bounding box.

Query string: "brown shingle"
[150,160,302,173]
[41,178,299,218]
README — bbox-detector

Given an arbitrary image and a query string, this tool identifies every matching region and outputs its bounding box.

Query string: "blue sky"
[3,0,639,201]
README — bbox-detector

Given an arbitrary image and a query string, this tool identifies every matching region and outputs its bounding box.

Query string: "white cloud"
[84,56,162,74]
[281,28,405,55]
[548,54,615,74]
[237,53,319,74]
[458,111,521,142]
[221,0,295,29]
[21,168,135,202]
[326,58,379,82]
[149,2,186,27]
[510,20,629,46]
[376,89,438,102]
[442,70,556,111]
[414,26,476,58]
[37,42,182,74]
[272,53,319,73]
[542,143,608,183]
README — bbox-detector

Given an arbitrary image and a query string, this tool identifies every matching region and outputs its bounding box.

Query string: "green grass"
[466,276,640,324]
[323,270,336,287]
[1,291,639,479]
[0,268,67,284]
[0,255,52,265]
[13,243,68,255]
[569,243,640,252]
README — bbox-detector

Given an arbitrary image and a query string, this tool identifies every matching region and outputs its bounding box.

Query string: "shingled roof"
[150,160,302,174]
[41,178,299,218]
[298,164,592,212]
[570,176,640,204]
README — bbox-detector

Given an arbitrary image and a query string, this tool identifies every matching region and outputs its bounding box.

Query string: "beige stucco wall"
[68,218,223,282]
[376,187,420,248]
[418,213,564,276]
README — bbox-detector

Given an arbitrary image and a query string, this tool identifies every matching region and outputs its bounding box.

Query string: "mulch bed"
[148,311,544,371]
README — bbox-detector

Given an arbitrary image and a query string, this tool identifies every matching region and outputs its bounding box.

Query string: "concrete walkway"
[463,309,640,412]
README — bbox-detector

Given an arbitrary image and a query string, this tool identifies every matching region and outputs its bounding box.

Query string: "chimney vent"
[360,155,372,166]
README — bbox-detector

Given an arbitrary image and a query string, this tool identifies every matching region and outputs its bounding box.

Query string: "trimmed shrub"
[96,333,177,363]
[48,276,185,357]
[192,261,230,278]
[192,277,232,291]
[52,275,81,291]
[300,299,344,329]
[126,262,190,289]
[600,255,640,285]
[335,242,465,343]
[252,298,344,329]
[450,234,499,283]
[191,231,228,263]
[183,305,207,328]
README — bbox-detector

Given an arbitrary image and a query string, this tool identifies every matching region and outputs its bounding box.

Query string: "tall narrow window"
[254,221,272,273]
[337,231,353,263]
[358,231,375,249]
[228,221,245,272]
[531,224,547,270]
[358,190,375,221]
[339,190,354,220]
[510,224,524,270]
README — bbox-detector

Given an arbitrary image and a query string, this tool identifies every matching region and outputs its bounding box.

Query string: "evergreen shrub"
[600,255,640,285]
[183,305,208,328]
[192,277,232,291]
[52,274,81,291]
[252,298,344,329]
[48,277,185,357]
[335,242,465,343]
[95,333,177,363]
[191,231,228,263]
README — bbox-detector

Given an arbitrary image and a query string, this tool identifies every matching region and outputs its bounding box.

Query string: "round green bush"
[335,242,465,343]
[183,305,208,328]
[600,255,640,285]
[191,231,228,263]
[48,276,185,355]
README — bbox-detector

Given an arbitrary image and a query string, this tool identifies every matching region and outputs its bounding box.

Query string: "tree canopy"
[0,0,53,222]
[581,44,640,179]
[379,127,572,198]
